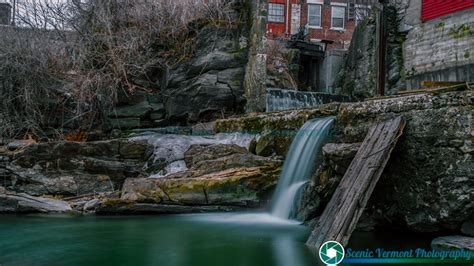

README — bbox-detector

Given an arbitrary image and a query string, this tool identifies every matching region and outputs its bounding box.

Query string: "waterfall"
[270,117,335,220]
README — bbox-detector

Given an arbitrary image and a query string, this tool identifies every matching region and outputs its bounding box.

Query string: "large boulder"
[431,236,474,254]
[120,146,282,208]
[0,187,71,213]
[108,91,167,129]
[322,143,361,175]
[184,144,249,167]
[165,67,246,122]
[461,220,474,237]
[121,165,281,207]
[96,202,239,215]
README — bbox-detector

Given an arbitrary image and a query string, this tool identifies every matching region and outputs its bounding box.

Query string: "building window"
[268,3,285,23]
[331,6,345,29]
[308,4,322,28]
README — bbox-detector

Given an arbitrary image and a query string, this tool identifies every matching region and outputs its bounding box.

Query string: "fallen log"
[306,116,406,248]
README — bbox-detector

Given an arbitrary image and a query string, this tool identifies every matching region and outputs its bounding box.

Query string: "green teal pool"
[0,213,447,266]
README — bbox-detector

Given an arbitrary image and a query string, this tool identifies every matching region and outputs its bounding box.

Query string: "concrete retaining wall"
[403,7,474,89]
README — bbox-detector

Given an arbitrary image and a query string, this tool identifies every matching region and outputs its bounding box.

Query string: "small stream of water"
[270,117,335,220]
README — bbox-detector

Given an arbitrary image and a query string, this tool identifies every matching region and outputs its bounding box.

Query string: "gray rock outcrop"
[0,187,71,213]
[431,236,474,254]
[105,0,255,128]
[2,140,151,197]
[119,144,282,209]
[163,2,251,123]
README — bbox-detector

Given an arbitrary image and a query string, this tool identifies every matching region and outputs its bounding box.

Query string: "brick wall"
[300,1,356,49]
[267,0,359,50]
[267,0,301,39]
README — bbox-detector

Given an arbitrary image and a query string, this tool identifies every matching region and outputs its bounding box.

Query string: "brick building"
[267,0,373,49]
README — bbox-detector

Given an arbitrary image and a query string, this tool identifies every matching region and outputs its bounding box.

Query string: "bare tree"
[0,0,233,139]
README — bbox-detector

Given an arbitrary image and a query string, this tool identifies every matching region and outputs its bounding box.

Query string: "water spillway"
[266,88,350,112]
[270,117,335,220]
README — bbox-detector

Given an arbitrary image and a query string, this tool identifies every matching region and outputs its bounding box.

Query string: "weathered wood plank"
[420,81,465,88]
[397,82,472,95]
[306,117,405,248]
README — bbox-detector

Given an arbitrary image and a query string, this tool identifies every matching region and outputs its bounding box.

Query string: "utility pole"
[377,0,387,96]
[11,0,16,26]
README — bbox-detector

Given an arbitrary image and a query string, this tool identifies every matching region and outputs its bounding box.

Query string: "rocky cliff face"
[1,140,151,196]
[108,1,253,128]
[338,6,406,99]
[164,25,249,123]
[216,90,473,233]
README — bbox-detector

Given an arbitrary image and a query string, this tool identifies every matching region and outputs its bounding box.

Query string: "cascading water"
[128,118,333,224]
[270,117,335,220]
[168,117,335,226]
[266,88,350,112]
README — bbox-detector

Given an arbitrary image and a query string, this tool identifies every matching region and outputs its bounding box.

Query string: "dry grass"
[0,0,233,139]
[266,40,299,89]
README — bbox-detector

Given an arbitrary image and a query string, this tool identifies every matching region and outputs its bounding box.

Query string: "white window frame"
[307,4,322,29]
[331,5,345,30]
[268,3,285,23]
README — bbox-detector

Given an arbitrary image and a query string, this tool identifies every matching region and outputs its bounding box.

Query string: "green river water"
[0,213,443,266]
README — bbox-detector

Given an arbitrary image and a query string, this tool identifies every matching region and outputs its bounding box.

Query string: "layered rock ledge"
[111,144,282,213]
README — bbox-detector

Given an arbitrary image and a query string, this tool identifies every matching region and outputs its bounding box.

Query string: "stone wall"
[319,49,346,93]
[332,91,473,232]
[403,8,474,89]
[337,1,474,98]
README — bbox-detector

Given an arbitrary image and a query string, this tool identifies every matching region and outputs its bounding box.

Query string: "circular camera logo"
[319,241,345,265]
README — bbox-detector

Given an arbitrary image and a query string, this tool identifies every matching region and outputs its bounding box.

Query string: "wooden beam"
[397,82,472,96]
[306,117,406,248]
[420,81,466,88]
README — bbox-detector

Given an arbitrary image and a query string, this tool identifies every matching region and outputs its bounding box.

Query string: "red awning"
[422,0,474,22]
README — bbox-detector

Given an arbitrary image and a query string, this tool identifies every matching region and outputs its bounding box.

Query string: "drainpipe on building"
[285,0,290,35]
[11,0,16,26]
[377,0,387,96]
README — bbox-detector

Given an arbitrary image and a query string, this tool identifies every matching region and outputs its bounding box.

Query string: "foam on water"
[186,212,301,226]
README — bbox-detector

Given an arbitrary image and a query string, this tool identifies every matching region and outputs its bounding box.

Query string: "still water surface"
[0,213,438,266]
